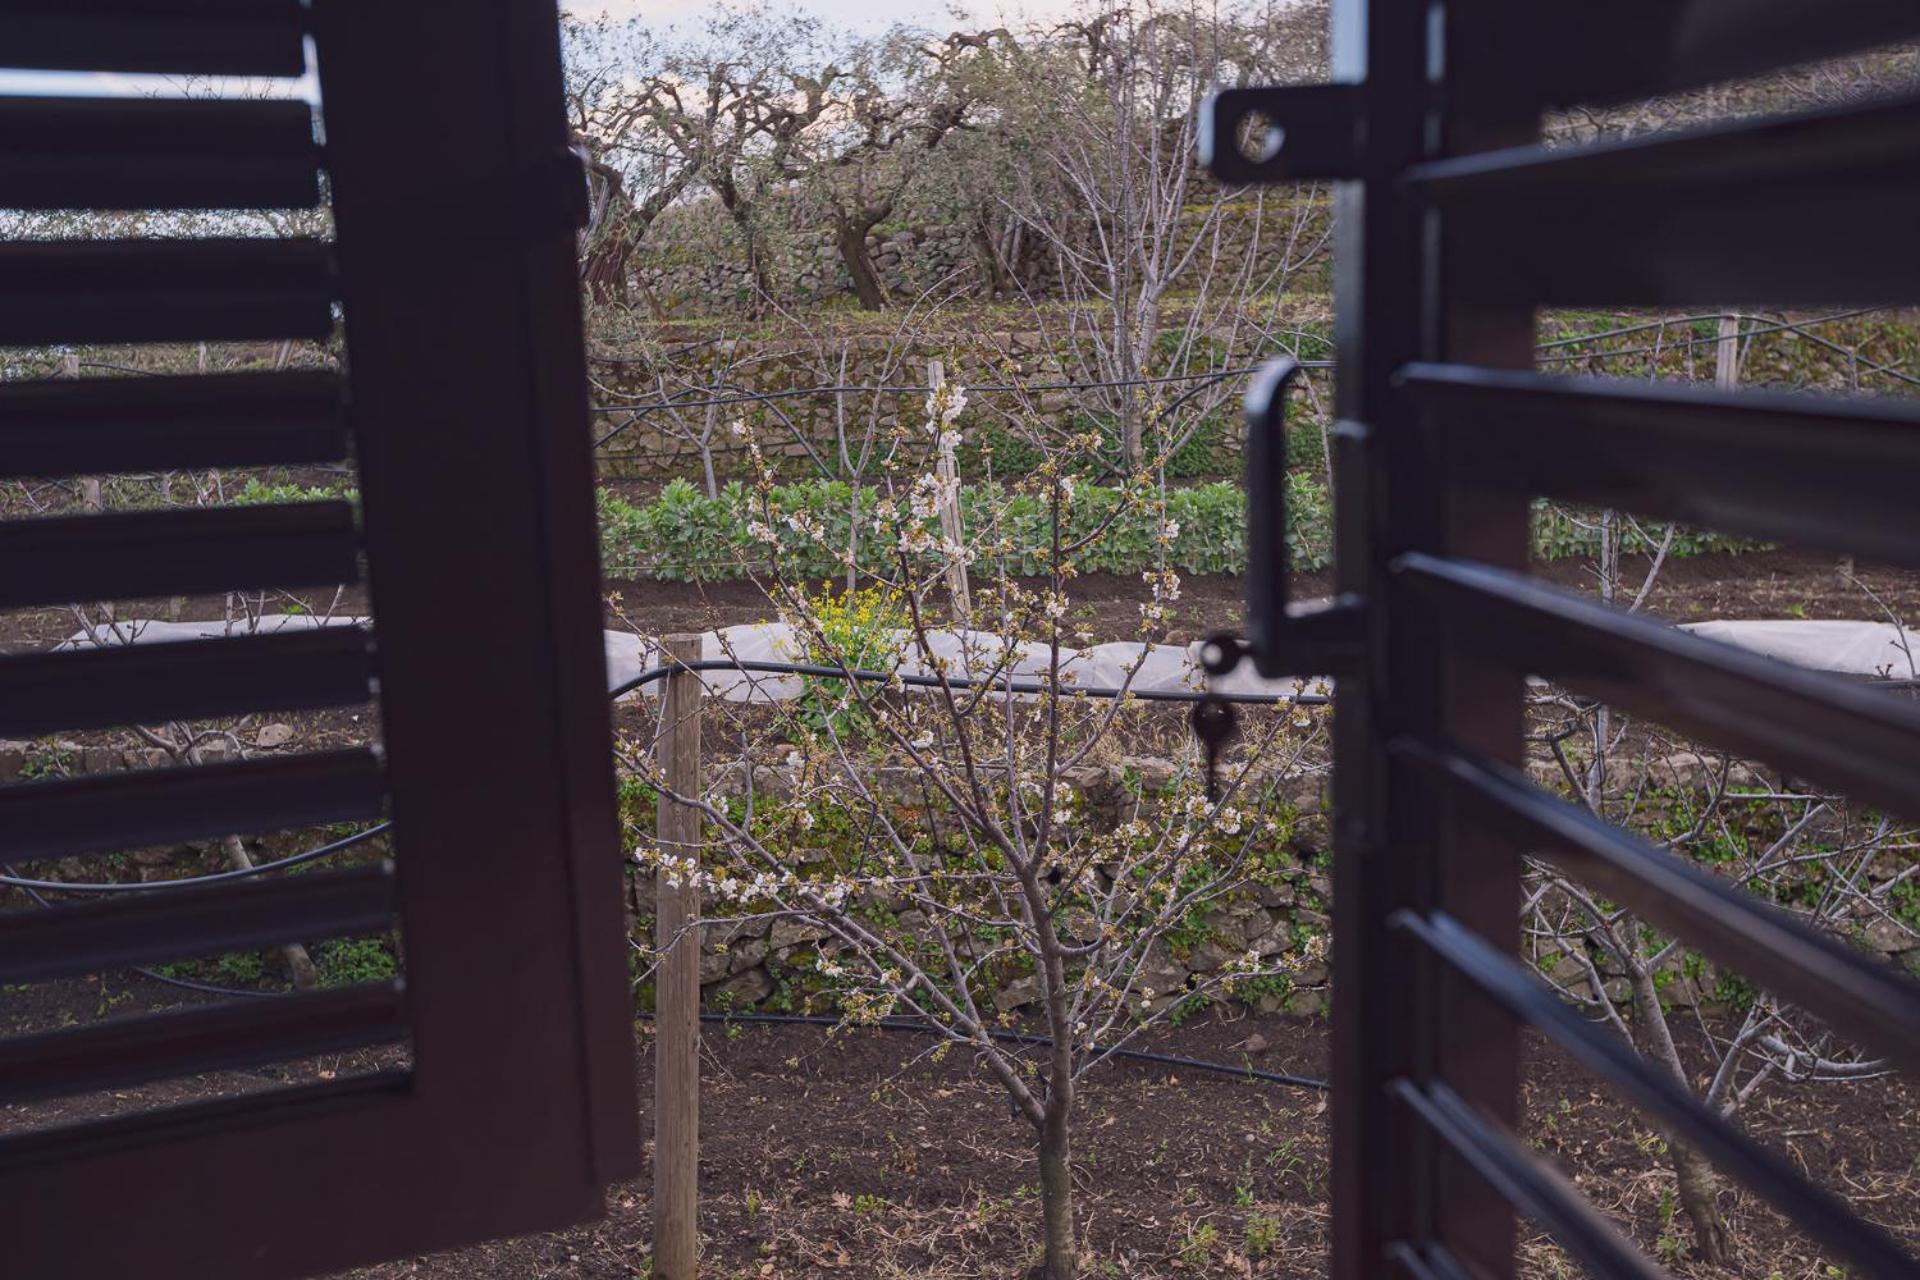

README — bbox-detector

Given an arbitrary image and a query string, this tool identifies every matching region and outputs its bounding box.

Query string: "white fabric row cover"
[1681,619,1919,681]
[603,623,1318,703]
[58,616,1917,705]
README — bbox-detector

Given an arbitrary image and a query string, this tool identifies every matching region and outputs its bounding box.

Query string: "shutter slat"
[1420,96,1920,308]
[0,96,320,211]
[0,748,384,862]
[1393,1081,1666,1280]
[1397,740,1920,1076]
[0,628,373,738]
[1511,2,1920,110]
[1399,364,1920,566]
[0,502,359,607]
[1397,910,1920,1277]
[1396,555,1920,822]
[0,981,407,1105]
[0,4,308,78]
[0,372,347,479]
[0,240,334,346]
[0,864,395,986]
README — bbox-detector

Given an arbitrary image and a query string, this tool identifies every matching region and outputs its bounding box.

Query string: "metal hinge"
[1200,84,1365,185]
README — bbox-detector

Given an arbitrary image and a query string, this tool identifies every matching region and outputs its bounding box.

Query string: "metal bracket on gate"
[1188,358,1363,793]
[1200,357,1366,683]
[1200,84,1365,185]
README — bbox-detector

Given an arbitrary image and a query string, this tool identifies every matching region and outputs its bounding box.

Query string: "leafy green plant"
[313,936,397,988]
[1244,1212,1283,1260]
[597,477,1758,585]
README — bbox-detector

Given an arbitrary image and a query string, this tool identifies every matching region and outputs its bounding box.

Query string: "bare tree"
[987,2,1330,470]
[800,31,984,309]
[622,394,1328,1279]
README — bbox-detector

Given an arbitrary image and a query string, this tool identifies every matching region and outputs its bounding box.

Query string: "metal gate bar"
[1207,2,1920,1276]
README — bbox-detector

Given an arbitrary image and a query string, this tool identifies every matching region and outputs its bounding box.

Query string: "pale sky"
[0,4,1080,98]
[569,0,1082,36]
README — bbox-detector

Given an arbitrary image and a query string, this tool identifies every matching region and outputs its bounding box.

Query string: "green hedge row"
[598,477,1331,582]
[600,477,1758,583]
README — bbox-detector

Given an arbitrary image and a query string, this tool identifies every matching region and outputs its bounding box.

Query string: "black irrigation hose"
[658,1010,1331,1092]
[0,822,392,895]
[608,656,1328,706]
[2,657,1295,899]
[0,658,1308,900]
[8,658,1333,1092]
[0,875,289,999]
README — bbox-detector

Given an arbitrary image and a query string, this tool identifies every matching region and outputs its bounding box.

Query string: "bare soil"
[4,971,1913,1280]
[602,548,1920,645]
[6,552,1917,1278]
[3,549,1912,657]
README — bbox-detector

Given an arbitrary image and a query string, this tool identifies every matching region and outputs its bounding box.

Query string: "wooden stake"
[928,358,972,620]
[654,633,703,1279]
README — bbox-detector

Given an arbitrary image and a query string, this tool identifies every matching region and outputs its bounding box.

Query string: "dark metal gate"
[1203,4,1920,1277]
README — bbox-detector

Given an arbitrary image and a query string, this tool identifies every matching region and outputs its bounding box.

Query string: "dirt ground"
[4,548,1913,658]
[602,548,1920,644]
[7,551,1918,1277]
[342,1012,1916,1280]
[4,970,1913,1280]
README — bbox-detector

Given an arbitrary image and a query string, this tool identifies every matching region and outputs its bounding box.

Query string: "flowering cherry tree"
[623,382,1327,1279]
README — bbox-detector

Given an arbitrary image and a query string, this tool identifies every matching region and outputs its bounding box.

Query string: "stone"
[1294,908,1330,932]
[0,741,26,782]
[254,723,295,749]
[1204,901,1269,950]
[1284,989,1323,1018]
[728,938,770,974]
[1112,755,1177,793]
[1861,916,1917,955]
[1243,1032,1269,1055]
[1058,907,1101,943]
[1661,977,1701,1009]
[1130,942,1190,1016]
[770,915,832,949]
[1253,880,1296,908]
[1188,941,1239,973]
[1545,953,1589,986]
[699,949,732,984]
[1251,923,1296,957]
[706,966,773,1007]
[1278,771,1325,815]
[993,974,1041,1012]
[1293,959,1329,987]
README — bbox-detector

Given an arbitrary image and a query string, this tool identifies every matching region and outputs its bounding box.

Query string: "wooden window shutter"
[0,3,641,1276]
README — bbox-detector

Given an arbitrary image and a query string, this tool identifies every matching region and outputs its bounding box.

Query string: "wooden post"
[653,633,703,1279]
[928,358,972,620]
[1713,313,1740,392]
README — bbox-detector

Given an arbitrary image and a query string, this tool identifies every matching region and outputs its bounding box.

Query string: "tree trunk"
[1672,1141,1731,1264]
[972,208,1016,297]
[835,214,889,310]
[221,834,318,989]
[1037,1106,1076,1279]
[582,215,632,306]
[1628,960,1728,1263]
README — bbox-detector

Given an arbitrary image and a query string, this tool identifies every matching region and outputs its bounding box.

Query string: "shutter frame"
[1,2,640,1274]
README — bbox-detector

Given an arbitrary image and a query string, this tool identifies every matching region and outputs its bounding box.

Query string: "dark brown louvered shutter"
[1207,2,1920,1279]
[0,3,639,1276]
